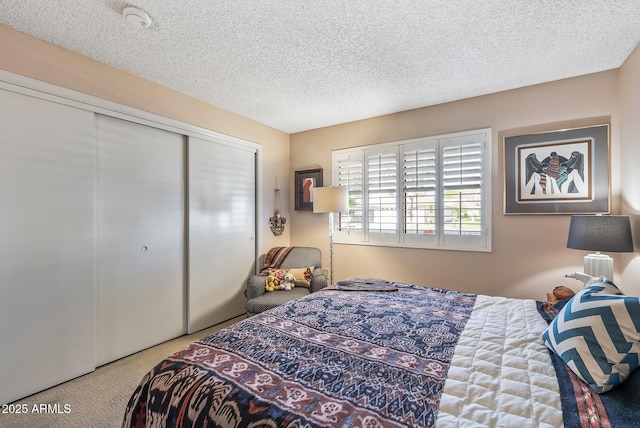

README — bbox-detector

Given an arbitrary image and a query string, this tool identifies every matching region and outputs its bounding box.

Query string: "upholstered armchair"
[246,247,327,316]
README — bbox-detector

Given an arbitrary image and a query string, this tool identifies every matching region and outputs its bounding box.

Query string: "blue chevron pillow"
[542,279,640,393]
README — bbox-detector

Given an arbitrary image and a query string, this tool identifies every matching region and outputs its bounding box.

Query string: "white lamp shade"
[313,186,348,213]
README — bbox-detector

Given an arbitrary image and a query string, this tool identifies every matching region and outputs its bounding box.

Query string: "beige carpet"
[0,316,243,428]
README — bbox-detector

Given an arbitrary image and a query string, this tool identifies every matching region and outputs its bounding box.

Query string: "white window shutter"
[334,151,364,242]
[442,138,483,236]
[403,145,437,235]
[367,148,398,242]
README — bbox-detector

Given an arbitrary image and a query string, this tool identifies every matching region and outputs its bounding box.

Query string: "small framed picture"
[503,124,609,214]
[295,168,323,211]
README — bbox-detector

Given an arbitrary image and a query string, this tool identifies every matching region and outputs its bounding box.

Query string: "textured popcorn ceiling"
[2,1,640,133]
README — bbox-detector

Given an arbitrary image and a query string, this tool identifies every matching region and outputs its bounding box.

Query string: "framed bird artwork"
[503,123,609,214]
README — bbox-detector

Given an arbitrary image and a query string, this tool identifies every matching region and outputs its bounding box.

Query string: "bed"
[122,279,640,427]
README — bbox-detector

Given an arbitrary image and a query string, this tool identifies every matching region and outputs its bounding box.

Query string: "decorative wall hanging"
[269,177,286,236]
[503,124,610,214]
[294,168,323,211]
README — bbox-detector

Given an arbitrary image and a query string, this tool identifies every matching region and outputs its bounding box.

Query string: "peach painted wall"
[290,71,624,299]
[0,25,291,254]
[620,43,640,295]
[3,24,635,297]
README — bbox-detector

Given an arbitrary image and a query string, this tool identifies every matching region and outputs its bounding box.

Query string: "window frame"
[333,128,492,252]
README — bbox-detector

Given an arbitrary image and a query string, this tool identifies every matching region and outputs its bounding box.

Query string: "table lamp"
[313,186,348,285]
[566,214,634,280]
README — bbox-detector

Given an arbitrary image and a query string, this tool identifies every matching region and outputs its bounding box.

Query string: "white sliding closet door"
[97,115,186,366]
[0,89,96,404]
[188,136,256,332]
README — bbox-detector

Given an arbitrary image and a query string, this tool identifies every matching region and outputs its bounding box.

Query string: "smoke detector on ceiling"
[122,6,152,28]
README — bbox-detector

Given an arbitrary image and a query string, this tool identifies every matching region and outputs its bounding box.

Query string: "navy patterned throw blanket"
[123,282,477,428]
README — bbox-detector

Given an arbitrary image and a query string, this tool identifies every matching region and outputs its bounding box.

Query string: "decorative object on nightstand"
[546,286,576,304]
[565,271,598,287]
[313,186,348,285]
[567,214,634,281]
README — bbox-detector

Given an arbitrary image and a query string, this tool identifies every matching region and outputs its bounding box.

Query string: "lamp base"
[328,212,334,286]
[583,253,613,280]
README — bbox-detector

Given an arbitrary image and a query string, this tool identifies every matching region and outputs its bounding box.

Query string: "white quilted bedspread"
[436,295,563,427]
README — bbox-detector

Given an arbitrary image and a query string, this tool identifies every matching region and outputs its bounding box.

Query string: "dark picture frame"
[295,168,323,211]
[504,124,610,214]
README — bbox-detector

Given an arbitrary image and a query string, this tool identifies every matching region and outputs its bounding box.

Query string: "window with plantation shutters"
[335,152,363,236]
[442,137,483,236]
[333,128,491,251]
[403,145,437,236]
[367,149,397,239]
